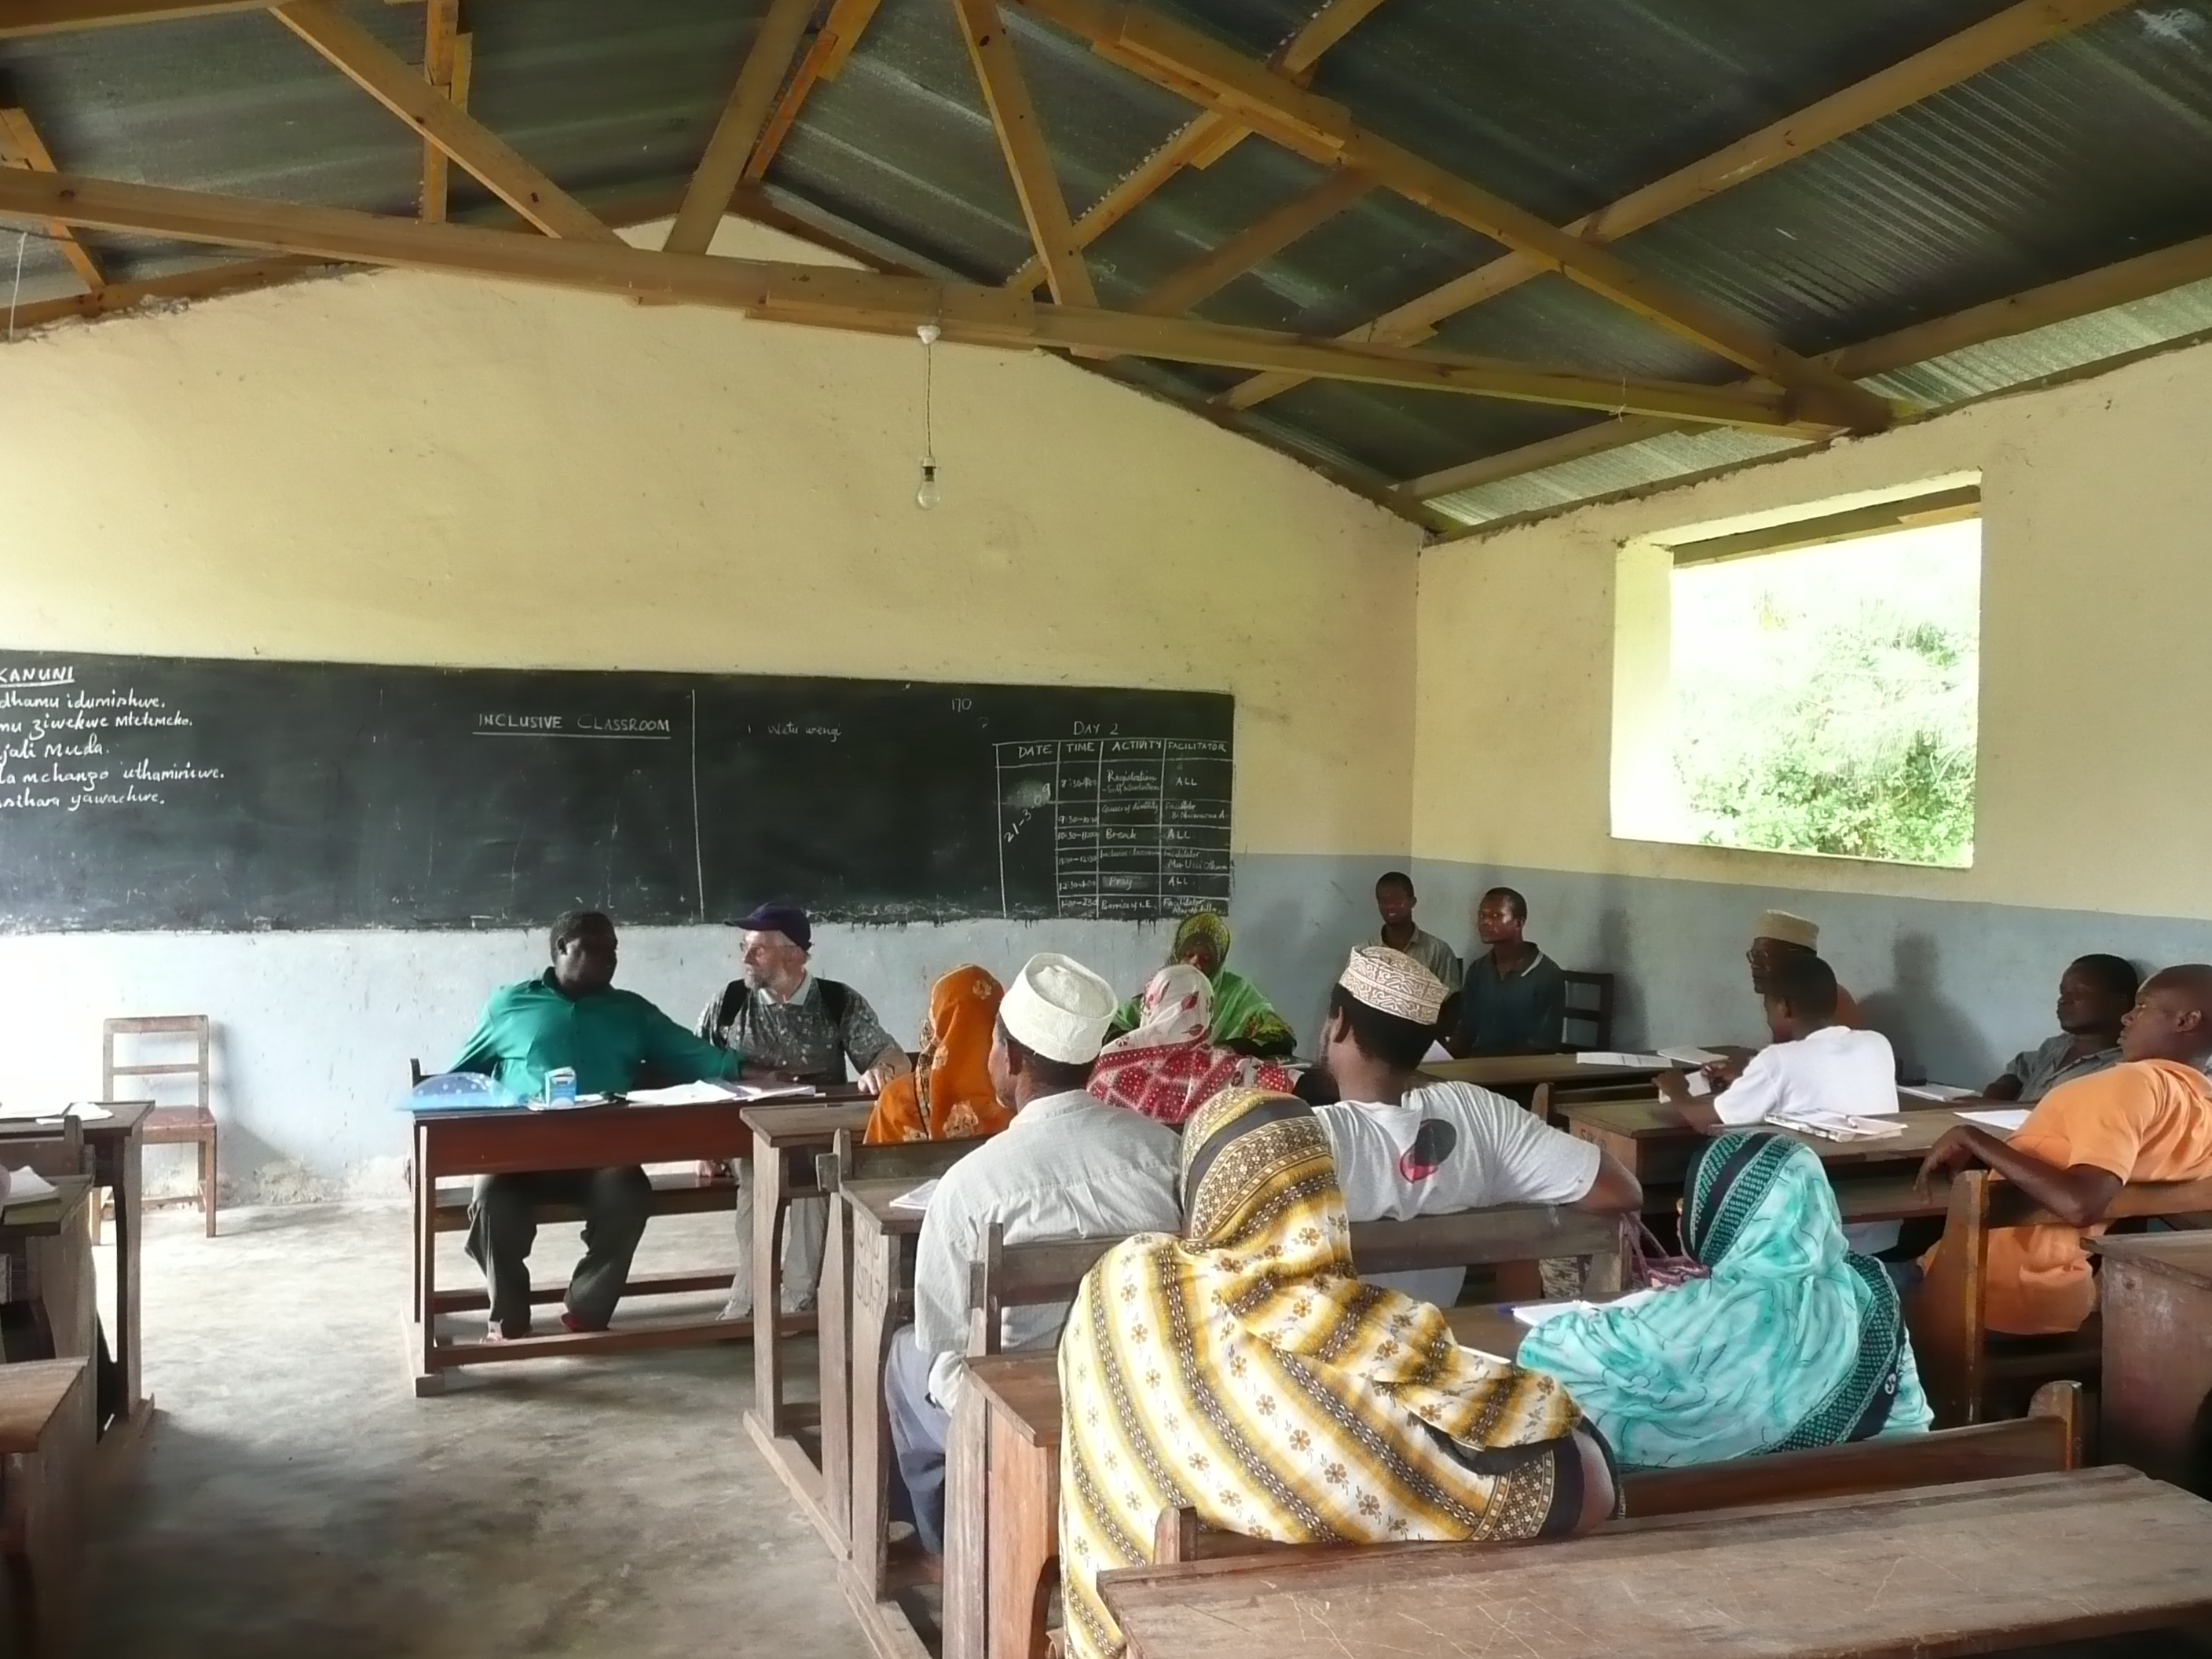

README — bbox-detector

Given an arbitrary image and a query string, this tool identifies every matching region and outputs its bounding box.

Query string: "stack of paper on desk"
[1956,1107,2032,1133]
[1657,1046,1726,1066]
[890,1179,939,1214]
[1575,1051,1671,1068]
[1764,1109,1907,1141]
[2,1166,59,1214]
[1901,1082,1979,1103]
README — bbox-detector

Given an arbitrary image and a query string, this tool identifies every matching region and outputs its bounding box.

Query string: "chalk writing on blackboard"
[993,738,1232,921]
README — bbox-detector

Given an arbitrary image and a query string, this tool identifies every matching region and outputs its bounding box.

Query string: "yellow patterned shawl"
[1057,1088,1585,1659]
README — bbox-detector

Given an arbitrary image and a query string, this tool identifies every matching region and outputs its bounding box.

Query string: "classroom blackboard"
[0,651,1234,932]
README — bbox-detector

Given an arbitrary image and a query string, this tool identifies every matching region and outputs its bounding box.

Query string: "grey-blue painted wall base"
[1411,859,2212,1090]
[0,851,1386,1203]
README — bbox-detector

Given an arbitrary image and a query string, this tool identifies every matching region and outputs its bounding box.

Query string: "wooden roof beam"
[1000,0,1890,434]
[418,0,460,222]
[1403,225,2212,509]
[0,167,1842,430]
[1218,0,2139,412]
[953,0,1097,306]
[0,105,104,289]
[1002,0,1387,295]
[745,0,887,185]
[273,0,617,243]
[665,0,819,255]
[1129,165,1371,317]
[0,0,266,34]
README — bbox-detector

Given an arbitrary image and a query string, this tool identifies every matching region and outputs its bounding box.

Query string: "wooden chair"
[1559,970,1616,1052]
[102,1015,218,1236]
[0,1358,94,1658]
[1910,1169,2212,1426]
[1149,1380,2086,1567]
[965,1225,1120,1358]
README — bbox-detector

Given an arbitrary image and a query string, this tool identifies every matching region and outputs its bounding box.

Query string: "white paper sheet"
[1956,1107,2032,1133]
[1575,1051,1670,1068]
[624,1082,745,1107]
[2,1166,59,1212]
[1764,1110,1906,1141]
[1900,1083,1979,1102]
[1657,1046,1726,1066]
[890,1179,939,1214]
[66,1104,114,1122]
[1512,1292,1655,1328]
[1422,1041,1452,1063]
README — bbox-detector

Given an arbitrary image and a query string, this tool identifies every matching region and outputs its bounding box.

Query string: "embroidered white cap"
[1753,909,1819,950]
[999,950,1119,1065]
[1339,944,1448,1025]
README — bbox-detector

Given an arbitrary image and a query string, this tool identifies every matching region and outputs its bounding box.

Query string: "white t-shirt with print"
[1316,1080,1602,1309]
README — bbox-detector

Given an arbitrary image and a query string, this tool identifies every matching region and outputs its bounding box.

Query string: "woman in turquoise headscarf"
[1518,1130,1933,1469]
[1112,912,1295,1057]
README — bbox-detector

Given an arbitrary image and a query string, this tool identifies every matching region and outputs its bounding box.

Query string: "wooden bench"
[0,1359,93,1657]
[1910,1167,2212,1426]
[1149,1380,2087,1565]
[1099,1467,2212,1659]
[942,1203,1629,1659]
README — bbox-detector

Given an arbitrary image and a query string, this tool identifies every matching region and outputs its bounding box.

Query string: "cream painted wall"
[1,216,1419,857]
[1415,335,2212,924]
[0,216,1419,1198]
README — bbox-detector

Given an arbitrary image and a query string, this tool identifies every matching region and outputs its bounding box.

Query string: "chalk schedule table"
[994,736,1232,921]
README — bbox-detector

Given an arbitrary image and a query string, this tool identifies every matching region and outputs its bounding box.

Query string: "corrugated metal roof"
[5,0,2212,527]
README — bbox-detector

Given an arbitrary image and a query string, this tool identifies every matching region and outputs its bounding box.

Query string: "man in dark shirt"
[1449,886,1566,1056]
[450,910,741,1339]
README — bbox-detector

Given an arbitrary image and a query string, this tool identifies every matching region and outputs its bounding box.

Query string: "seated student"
[696,903,910,1320]
[1059,1086,1617,1659]
[1086,964,1295,1126]
[1448,886,1566,1055]
[1109,912,1294,1057]
[1313,946,1641,1308]
[1747,909,1863,1027]
[1520,1131,1933,1468]
[1678,954,1899,1252]
[1915,963,2212,1335]
[1373,869,1462,988]
[1983,954,2137,1104]
[884,952,1179,1555]
[449,910,742,1339]
[862,964,1008,1144]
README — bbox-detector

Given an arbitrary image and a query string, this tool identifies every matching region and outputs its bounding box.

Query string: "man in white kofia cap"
[1311,946,1643,1309]
[1747,908,1863,1029]
[885,951,1181,1556]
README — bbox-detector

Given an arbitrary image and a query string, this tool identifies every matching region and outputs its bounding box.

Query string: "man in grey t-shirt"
[698,903,910,1318]
[1982,954,2137,1105]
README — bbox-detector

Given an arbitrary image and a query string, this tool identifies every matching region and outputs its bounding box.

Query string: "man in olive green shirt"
[449,910,742,1338]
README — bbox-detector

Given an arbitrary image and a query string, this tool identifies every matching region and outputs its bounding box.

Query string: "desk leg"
[985,1413,1056,1659]
[848,1225,895,1603]
[412,1119,443,1398]
[819,1192,853,1558]
[753,1133,786,1435]
[112,1122,146,1425]
[942,1379,991,1659]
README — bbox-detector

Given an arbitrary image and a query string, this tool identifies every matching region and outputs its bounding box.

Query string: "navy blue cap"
[736,903,811,950]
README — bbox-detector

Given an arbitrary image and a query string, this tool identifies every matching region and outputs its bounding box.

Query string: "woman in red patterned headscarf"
[1086,964,1292,1127]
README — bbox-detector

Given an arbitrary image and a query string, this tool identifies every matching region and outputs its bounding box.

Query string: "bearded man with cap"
[1748,909,1864,1030]
[698,902,911,1319]
[1315,947,1642,1309]
[885,951,1181,1555]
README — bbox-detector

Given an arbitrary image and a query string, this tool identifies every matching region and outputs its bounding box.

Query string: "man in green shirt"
[449,910,743,1339]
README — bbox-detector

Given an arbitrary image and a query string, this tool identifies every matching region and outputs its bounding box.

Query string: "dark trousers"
[884,1324,953,1555]
[465,1166,652,1335]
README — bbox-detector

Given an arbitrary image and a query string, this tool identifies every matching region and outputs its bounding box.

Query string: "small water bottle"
[544,1067,578,1108]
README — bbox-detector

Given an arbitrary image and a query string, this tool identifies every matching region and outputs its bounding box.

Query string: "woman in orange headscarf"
[862,965,1010,1144]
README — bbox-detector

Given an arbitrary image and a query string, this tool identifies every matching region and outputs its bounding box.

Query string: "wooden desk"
[2089,1232,2212,1496]
[1419,1055,1672,1093]
[1099,1467,2212,1659]
[82,1104,152,1438]
[1562,1097,1984,1194]
[0,1357,94,1657]
[839,1177,928,1616]
[407,1102,804,1396]
[0,1179,96,1372]
[947,1304,1527,1659]
[741,1099,872,1509]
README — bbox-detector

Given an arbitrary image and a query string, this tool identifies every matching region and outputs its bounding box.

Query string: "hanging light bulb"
[914,320,941,510]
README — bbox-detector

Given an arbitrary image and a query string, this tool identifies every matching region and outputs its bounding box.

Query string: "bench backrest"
[1910,1169,2212,1425]
[816,1126,979,1194]
[1149,1379,2085,1564]
[961,1202,1632,1358]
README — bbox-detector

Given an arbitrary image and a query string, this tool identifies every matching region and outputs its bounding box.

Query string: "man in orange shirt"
[1915,963,2212,1335]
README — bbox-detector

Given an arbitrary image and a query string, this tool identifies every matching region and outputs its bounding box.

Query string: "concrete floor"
[86,1202,868,1659]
